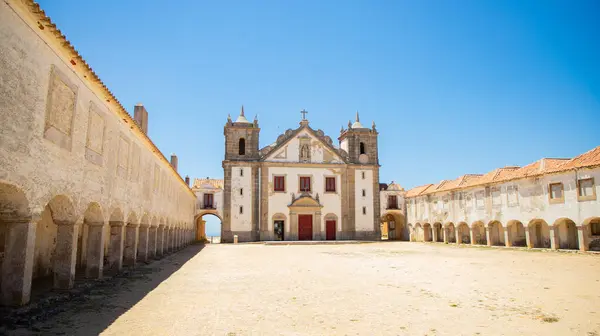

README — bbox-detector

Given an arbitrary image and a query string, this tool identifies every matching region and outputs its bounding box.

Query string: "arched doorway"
[445,223,456,243]
[488,221,504,246]
[423,223,433,242]
[471,221,486,245]
[553,218,579,250]
[528,219,550,248]
[433,223,443,242]
[457,222,470,244]
[506,220,526,247]
[196,212,222,244]
[583,217,600,251]
[381,211,406,241]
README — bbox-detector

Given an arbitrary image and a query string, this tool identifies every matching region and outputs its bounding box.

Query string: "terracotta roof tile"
[503,158,569,180]
[550,146,600,171]
[405,184,433,197]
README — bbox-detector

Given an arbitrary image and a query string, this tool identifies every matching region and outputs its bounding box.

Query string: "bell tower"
[224,106,260,161]
[339,111,379,165]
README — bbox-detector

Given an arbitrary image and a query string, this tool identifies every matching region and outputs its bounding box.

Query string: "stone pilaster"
[85,222,105,278]
[260,165,269,240]
[252,165,260,241]
[108,221,125,272]
[469,228,475,245]
[550,226,559,250]
[289,212,298,241]
[123,223,139,267]
[504,229,512,247]
[372,166,381,239]
[525,228,533,248]
[54,221,78,289]
[314,211,323,240]
[157,225,165,257]
[222,164,233,243]
[443,226,448,243]
[432,226,439,243]
[578,226,589,252]
[138,224,150,262]
[485,227,492,247]
[1,220,36,306]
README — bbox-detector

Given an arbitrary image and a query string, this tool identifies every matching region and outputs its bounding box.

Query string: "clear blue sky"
[40,1,599,192]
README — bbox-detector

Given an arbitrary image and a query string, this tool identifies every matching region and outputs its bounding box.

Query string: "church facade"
[221,108,381,242]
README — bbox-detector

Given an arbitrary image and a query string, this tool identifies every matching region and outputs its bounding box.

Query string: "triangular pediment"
[289,194,322,208]
[261,125,346,164]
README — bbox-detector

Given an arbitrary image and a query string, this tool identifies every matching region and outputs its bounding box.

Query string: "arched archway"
[506,220,526,247]
[423,223,433,242]
[0,182,33,306]
[414,223,424,242]
[457,222,470,244]
[381,211,406,241]
[445,223,456,243]
[82,202,104,278]
[433,222,443,242]
[196,211,222,243]
[583,217,600,251]
[471,221,486,245]
[528,219,550,248]
[553,218,579,250]
[488,221,504,246]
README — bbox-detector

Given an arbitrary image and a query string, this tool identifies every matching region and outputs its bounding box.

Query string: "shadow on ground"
[0,244,205,335]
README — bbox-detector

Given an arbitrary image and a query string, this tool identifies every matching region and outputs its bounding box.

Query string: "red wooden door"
[326,220,336,240]
[298,215,313,240]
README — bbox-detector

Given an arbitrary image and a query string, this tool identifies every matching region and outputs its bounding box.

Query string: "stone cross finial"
[300,109,308,120]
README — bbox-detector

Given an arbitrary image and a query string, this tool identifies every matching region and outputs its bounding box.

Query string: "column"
[442,227,448,243]
[525,227,533,248]
[123,223,139,266]
[469,228,475,245]
[1,220,36,306]
[486,227,492,247]
[157,225,165,258]
[54,221,78,289]
[148,226,157,259]
[167,228,173,252]
[549,226,559,250]
[138,224,150,262]
[578,225,589,252]
[85,222,105,278]
[504,229,512,247]
[108,221,125,272]
[314,211,323,240]
[432,226,439,242]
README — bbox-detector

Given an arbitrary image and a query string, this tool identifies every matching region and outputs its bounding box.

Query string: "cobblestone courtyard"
[4,242,600,335]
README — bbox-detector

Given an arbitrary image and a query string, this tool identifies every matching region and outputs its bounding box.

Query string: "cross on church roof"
[300,109,308,120]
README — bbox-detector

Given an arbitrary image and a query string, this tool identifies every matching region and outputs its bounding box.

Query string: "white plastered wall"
[230,166,252,231]
[355,169,374,231]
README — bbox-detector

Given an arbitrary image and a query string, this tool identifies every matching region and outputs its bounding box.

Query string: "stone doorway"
[326,220,336,240]
[274,220,284,241]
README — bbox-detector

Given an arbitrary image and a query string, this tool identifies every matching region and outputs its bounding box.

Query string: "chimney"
[170,153,178,172]
[185,175,190,186]
[134,103,149,134]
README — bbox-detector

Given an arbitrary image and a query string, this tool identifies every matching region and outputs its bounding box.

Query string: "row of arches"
[406,217,600,251]
[0,182,195,306]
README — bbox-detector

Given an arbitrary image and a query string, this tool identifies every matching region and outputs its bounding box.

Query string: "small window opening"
[240,168,244,176]
[239,138,246,155]
[360,142,366,155]
[362,189,366,197]
[362,206,367,215]
[239,206,243,214]
[240,188,243,196]
[361,171,365,179]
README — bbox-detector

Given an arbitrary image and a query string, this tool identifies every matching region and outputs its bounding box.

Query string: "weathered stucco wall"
[230,166,252,232]
[354,169,374,232]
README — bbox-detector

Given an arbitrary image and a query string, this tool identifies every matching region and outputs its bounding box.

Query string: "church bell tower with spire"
[224,105,260,161]
[339,111,379,165]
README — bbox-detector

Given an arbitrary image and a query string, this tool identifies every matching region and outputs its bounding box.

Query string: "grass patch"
[542,316,559,323]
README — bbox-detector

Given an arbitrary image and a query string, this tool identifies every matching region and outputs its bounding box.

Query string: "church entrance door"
[298,214,313,240]
[326,220,336,240]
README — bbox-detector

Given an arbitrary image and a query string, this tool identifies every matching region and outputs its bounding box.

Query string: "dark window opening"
[325,177,336,192]
[203,193,214,209]
[239,138,246,155]
[388,195,398,209]
[362,206,367,215]
[239,206,243,214]
[300,176,311,192]
[274,176,285,192]
[360,142,366,155]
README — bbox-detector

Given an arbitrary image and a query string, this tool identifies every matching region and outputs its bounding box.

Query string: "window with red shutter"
[274,176,285,192]
[300,176,311,192]
[325,177,336,192]
[388,195,398,209]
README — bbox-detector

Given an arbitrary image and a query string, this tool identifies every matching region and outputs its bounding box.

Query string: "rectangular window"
[549,182,564,204]
[388,195,398,209]
[240,188,243,196]
[362,206,367,215]
[274,176,285,192]
[592,221,600,236]
[578,178,596,201]
[300,176,311,192]
[240,168,244,176]
[465,193,473,210]
[507,185,519,207]
[203,193,214,209]
[361,171,365,179]
[239,206,243,214]
[325,177,336,192]
[362,189,366,197]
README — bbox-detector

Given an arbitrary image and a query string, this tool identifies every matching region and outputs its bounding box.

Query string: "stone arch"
[0,182,32,306]
[196,211,223,242]
[471,221,487,245]
[487,220,504,246]
[140,213,150,226]
[506,220,526,247]
[82,202,105,278]
[553,218,579,250]
[151,216,158,227]
[433,222,443,242]
[423,223,433,242]
[381,211,406,241]
[414,223,424,242]
[444,222,456,243]
[109,208,124,223]
[126,211,139,226]
[527,219,550,248]
[34,194,77,290]
[583,217,600,251]
[457,222,470,244]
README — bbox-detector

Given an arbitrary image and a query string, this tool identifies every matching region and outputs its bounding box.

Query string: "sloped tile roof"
[405,184,433,197]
